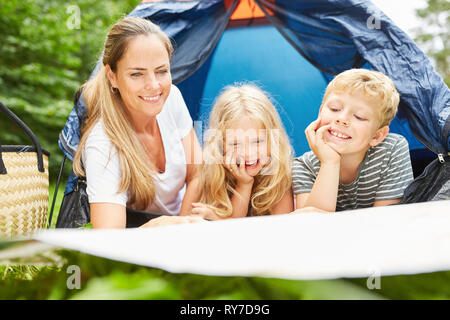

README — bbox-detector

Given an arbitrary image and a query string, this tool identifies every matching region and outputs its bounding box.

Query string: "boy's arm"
[296,161,340,212]
[373,198,401,207]
[296,118,341,212]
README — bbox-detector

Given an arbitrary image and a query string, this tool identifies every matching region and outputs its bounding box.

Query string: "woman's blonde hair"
[323,69,400,128]
[73,17,173,210]
[199,84,293,217]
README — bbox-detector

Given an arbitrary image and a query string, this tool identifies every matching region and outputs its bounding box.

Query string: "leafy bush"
[0,248,385,300]
[0,0,139,181]
[413,0,450,86]
[2,246,449,300]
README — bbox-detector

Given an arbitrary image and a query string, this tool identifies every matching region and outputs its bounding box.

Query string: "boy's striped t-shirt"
[292,133,414,211]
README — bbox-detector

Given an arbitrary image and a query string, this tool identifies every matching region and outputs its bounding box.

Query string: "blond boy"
[293,69,414,212]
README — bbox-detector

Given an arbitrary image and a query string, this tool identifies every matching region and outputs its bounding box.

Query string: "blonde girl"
[187,84,294,219]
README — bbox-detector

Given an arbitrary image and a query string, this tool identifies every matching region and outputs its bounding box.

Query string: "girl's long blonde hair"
[73,17,174,210]
[199,84,293,217]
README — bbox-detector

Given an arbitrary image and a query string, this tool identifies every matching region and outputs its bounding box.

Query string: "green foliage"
[0,0,140,181]
[70,270,182,300]
[1,243,450,300]
[47,183,65,227]
[0,248,385,300]
[414,0,450,86]
[348,272,450,300]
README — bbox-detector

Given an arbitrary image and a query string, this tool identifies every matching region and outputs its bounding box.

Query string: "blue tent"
[56,0,450,202]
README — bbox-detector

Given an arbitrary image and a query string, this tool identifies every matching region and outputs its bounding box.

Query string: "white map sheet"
[34,200,450,280]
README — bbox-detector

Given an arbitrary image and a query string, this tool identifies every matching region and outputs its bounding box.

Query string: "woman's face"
[107,34,172,119]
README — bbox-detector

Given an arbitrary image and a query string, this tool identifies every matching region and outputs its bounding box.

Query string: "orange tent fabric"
[142,0,272,21]
[225,0,265,20]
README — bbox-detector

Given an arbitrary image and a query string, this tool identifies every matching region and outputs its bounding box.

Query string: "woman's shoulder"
[90,120,104,134]
[161,84,193,136]
[165,84,184,108]
[169,84,182,97]
[85,120,112,147]
[82,120,118,171]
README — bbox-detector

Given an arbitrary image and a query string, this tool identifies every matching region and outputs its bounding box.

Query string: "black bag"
[400,156,450,203]
[56,177,90,228]
[52,169,167,228]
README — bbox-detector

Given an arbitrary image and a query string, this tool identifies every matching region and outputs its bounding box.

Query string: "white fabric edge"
[33,200,450,280]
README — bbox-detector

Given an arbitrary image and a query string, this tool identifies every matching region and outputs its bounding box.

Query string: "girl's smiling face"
[319,89,387,157]
[223,116,270,177]
[107,34,172,119]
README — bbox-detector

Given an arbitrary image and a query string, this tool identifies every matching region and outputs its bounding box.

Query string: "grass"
[47,182,65,229]
[1,244,449,300]
[0,247,386,300]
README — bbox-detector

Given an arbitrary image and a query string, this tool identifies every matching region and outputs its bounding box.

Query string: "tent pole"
[47,154,66,229]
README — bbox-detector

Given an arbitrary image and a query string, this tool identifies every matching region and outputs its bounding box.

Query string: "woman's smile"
[139,94,162,103]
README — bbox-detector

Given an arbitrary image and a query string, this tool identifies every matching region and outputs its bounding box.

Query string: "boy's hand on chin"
[305,118,341,164]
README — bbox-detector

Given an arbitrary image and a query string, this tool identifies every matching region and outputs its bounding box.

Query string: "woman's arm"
[83,124,129,229]
[179,127,202,216]
[90,203,126,228]
[90,203,204,228]
[179,176,200,216]
[270,188,294,214]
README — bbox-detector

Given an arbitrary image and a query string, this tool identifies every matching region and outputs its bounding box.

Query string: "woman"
[73,17,203,228]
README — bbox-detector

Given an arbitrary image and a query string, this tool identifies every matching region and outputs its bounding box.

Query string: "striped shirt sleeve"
[292,152,318,195]
[375,135,414,200]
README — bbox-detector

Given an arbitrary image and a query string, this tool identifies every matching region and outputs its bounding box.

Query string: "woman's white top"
[82,85,193,215]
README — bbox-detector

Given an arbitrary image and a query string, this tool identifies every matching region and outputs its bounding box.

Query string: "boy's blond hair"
[322,69,400,128]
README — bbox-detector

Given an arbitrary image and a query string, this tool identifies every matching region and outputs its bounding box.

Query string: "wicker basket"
[0,102,50,238]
